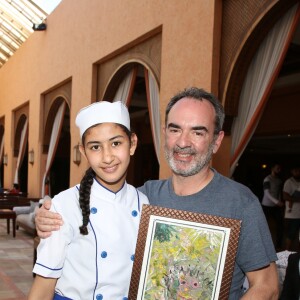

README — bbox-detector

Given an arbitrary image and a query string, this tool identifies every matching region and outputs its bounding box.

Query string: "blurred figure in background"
[262,163,284,250]
[283,165,300,251]
[9,183,20,194]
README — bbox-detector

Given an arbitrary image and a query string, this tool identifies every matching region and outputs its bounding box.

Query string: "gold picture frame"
[129,205,241,299]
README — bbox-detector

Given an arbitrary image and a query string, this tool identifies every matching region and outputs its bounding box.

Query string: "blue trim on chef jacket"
[53,293,73,300]
[89,217,99,300]
[76,186,100,298]
[135,189,141,212]
[35,263,63,271]
[94,176,125,193]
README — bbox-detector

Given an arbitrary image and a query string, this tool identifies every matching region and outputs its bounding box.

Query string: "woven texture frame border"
[129,204,242,299]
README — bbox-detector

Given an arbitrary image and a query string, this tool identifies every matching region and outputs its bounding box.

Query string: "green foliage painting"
[142,221,224,300]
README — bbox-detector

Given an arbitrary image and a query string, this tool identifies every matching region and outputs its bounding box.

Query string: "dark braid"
[79,167,95,235]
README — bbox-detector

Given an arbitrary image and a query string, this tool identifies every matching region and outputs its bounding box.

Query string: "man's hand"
[35,199,63,238]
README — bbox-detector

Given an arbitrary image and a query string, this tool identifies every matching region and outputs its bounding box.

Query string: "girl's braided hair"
[78,123,133,235]
[79,167,95,235]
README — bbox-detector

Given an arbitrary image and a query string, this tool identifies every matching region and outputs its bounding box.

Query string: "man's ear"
[130,133,138,156]
[213,131,224,154]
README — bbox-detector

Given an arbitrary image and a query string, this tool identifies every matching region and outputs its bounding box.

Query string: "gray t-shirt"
[138,169,277,300]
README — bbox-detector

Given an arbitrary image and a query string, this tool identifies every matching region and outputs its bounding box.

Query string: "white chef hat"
[75,101,130,138]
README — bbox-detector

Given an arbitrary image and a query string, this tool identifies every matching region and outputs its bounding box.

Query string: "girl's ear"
[130,133,138,156]
[79,144,88,161]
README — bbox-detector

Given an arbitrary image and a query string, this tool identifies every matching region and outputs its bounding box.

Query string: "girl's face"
[80,123,137,192]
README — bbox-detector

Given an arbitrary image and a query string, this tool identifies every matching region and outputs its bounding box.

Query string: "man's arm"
[264,190,284,207]
[242,262,279,299]
[35,199,63,238]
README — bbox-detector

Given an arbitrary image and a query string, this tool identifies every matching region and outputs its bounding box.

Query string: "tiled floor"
[0,219,34,300]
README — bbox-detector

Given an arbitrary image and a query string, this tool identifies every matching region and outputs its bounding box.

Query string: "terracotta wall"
[0,0,221,197]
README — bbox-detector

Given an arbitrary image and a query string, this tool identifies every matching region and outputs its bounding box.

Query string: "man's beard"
[164,142,215,177]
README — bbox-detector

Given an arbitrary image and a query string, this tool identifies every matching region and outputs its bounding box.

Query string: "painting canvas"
[129,205,241,300]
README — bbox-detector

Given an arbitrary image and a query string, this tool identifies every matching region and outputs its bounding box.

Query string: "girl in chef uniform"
[28,101,149,300]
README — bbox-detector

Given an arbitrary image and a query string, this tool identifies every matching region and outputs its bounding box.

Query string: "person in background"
[35,87,279,300]
[9,183,20,194]
[262,163,284,250]
[28,101,149,299]
[280,251,300,300]
[283,165,300,251]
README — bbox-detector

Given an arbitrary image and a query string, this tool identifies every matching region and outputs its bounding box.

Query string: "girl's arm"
[28,275,57,300]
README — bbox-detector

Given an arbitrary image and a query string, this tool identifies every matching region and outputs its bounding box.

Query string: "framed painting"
[129,205,241,300]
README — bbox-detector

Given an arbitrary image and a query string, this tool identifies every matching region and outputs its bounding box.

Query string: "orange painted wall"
[0,0,222,197]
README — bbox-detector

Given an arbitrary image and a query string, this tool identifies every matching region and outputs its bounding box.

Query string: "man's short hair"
[165,87,225,134]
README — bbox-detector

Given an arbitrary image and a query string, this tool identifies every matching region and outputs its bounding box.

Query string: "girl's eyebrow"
[86,135,125,145]
[108,135,125,141]
[167,122,208,132]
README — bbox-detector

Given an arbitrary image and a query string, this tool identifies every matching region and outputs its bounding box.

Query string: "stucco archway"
[14,114,28,193]
[103,62,160,187]
[42,97,70,197]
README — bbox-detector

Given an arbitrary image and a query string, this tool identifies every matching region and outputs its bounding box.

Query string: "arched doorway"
[43,98,70,197]
[230,9,300,199]
[103,63,160,187]
[0,125,4,188]
[14,114,28,194]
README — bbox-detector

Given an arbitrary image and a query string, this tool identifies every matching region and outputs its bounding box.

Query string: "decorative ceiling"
[0,0,48,68]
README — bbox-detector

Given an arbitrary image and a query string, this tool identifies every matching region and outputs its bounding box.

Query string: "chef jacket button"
[131,254,135,261]
[96,294,103,300]
[90,207,97,214]
[131,210,138,217]
[101,251,107,258]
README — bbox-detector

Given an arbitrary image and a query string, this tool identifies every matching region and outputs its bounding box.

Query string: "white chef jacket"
[33,179,149,300]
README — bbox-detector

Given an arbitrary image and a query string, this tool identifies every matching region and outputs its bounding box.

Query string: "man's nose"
[176,131,191,148]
